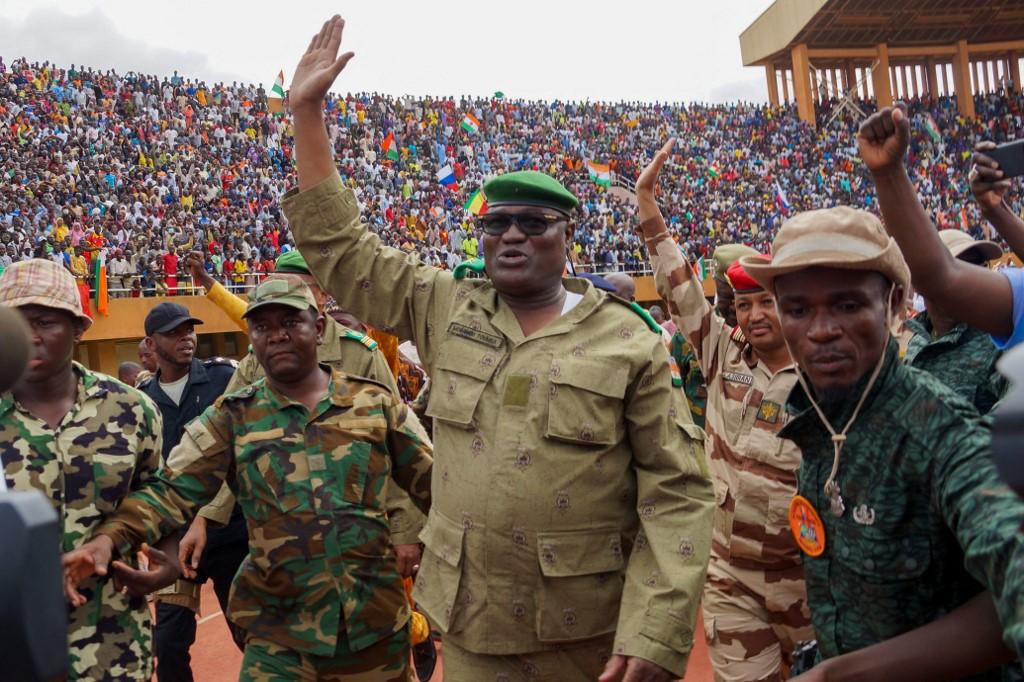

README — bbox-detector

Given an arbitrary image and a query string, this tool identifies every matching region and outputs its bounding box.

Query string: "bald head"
[604,272,636,301]
[118,361,142,386]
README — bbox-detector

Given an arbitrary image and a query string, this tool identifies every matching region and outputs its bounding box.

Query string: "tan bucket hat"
[937,229,1001,262]
[0,259,93,330]
[742,206,910,293]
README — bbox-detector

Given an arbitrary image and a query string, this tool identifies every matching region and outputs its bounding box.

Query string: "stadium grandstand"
[1,1,1022,376]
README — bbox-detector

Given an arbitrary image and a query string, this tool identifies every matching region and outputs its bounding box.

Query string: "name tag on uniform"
[503,375,531,407]
[448,322,503,349]
[722,371,754,386]
[307,454,326,471]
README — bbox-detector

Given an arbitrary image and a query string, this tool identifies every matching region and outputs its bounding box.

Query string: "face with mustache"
[149,321,197,369]
[734,290,785,356]
[774,267,900,403]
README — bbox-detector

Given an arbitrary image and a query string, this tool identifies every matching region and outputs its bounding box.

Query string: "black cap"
[144,302,204,336]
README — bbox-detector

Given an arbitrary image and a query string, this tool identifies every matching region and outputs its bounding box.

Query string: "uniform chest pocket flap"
[92,450,137,513]
[546,359,628,446]
[426,346,500,429]
[535,528,625,642]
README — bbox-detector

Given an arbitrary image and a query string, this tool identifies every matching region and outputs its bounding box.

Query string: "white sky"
[0,0,775,103]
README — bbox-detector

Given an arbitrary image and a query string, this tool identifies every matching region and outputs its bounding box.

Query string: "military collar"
[780,339,901,445]
[318,318,346,362]
[485,277,604,345]
[905,312,969,346]
[260,363,353,412]
[0,362,101,421]
[153,357,208,387]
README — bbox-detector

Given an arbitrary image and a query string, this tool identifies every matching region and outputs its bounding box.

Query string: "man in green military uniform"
[63,277,433,681]
[282,17,713,681]
[0,259,173,681]
[903,229,1007,414]
[742,205,1024,679]
[184,248,428,578]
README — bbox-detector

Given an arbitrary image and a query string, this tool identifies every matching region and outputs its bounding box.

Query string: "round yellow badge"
[788,495,826,557]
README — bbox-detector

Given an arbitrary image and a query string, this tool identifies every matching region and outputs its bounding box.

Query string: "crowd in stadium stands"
[2,55,1023,295]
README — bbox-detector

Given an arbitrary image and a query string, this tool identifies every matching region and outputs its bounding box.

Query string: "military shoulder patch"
[729,325,746,344]
[342,329,379,351]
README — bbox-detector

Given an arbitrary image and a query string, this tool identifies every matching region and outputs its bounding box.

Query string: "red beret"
[725,256,769,294]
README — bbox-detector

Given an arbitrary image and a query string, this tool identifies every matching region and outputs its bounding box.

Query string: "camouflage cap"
[711,244,758,279]
[743,206,910,292]
[938,229,1001,262]
[243,275,318,319]
[0,258,92,330]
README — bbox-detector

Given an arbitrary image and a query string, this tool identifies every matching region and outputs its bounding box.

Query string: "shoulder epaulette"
[453,258,486,280]
[222,380,260,401]
[607,295,661,334]
[204,356,239,369]
[343,329,378,351]
[729,325,746,344]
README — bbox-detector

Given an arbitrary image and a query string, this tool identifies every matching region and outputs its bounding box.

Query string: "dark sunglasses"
[477,212,567,236]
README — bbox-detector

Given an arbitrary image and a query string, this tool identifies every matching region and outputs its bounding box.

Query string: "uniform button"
[904,558,917,572]
[840,546,850,558]
[863,558,874,571]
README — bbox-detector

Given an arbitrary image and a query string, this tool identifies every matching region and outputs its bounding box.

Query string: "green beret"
[711,244,758,279]
[274,250,310,275]
[483,171,579,215]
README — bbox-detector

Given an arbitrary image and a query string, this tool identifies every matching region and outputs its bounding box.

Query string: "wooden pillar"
[765,64,780,106]
[1011,52,1022,93]
[791,43,816,126]
[210,332,227,358]
[939,62,948,95]
[829,68,839,98]
[926,58,939,100]
[953,40,976,118]
[874,44,894,107]
[781,69,791,103]
[810,67,820,102]
[844,61,855,94]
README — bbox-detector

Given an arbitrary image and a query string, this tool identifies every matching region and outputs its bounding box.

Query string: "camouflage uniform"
[94,366,432,679]
[0,363,162,681]
[671,331,707,428]
[903,312,1007,415]
[222,316,428,546]
[284,173,713,679]
[646,228,812,681]
[781,340,1024,675]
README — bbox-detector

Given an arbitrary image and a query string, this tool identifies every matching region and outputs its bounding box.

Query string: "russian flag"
[774,181,791,214]
[436,164,459,191]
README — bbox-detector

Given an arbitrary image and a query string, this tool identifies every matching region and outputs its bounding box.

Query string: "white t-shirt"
[159,374,189,406]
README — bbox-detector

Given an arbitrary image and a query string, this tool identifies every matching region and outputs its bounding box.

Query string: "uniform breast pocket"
[320,411,390,506]
[426,346,498,429]
[241,451,305,519]
[546,359,628,446]
[92,450,137,514]
[833,515,932,644]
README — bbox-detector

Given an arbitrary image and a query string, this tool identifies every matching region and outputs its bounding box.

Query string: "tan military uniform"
[206,316,428,546]
[284,173,714,679]
[646,230,813,682]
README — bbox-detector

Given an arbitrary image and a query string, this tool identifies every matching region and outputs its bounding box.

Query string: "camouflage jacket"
[284,173,713,677]
[215,316,428,545]
[670,332,707,428]
[904,312,1007,415]
[781,341,1024,667]
[95,366,432,656]
[647,229,803,572]
[0,363,162,681]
